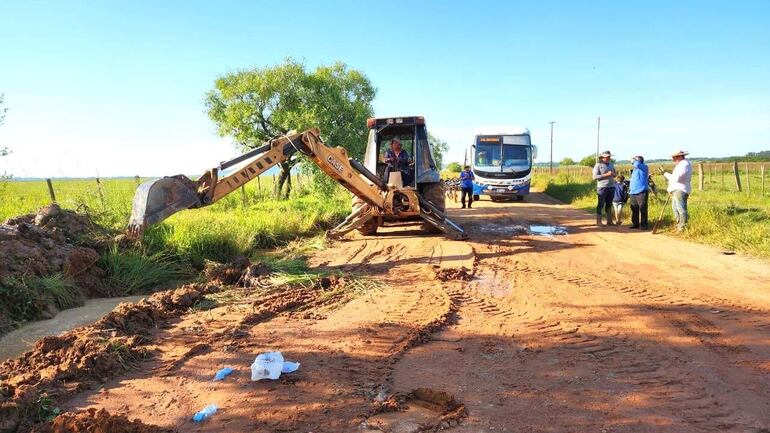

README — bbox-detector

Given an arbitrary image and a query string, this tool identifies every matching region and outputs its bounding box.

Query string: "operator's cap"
[671,150,689,157]
[600,150,612,157]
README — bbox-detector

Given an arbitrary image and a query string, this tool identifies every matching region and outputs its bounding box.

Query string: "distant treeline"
[533,150,770,167]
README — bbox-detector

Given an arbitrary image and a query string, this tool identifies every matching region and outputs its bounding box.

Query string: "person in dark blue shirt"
[459,165,475,208]
[612,175,629,225]
[628,155,650,229]
[383,139,413,186]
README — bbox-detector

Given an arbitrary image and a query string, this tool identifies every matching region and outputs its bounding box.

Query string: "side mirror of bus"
[532,145,538,160]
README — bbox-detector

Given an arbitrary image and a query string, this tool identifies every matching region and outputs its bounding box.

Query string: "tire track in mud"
[497,256,770,431]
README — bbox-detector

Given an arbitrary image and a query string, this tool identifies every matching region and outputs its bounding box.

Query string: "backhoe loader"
[127,125,466,240]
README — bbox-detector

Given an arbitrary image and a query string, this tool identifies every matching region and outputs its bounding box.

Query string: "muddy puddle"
[471,222,568,237]
[0,295,144,361]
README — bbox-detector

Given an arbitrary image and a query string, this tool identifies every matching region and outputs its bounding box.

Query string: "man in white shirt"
[663,150,692,232]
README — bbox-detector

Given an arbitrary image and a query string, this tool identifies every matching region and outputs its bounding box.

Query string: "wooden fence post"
[134,175,140,187]
[95,177,106,208]
[698,163,704,191]
[733,161,742,192]
[46,178,57,203]
[745,162,750,194]
[240,185,247,207]
[761,165,766,196]
[256,175,261,192]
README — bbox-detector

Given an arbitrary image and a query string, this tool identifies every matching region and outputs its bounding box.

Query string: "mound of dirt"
[366,388,467,432]
[45,408,176,433]
[204,257,271,287]
[97,284,208,335]
[0,283,212,433]
[0,205,113,331]
[434,267,473,281]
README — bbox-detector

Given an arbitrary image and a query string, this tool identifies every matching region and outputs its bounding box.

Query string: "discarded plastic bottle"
[214,367,234,381]
[192,404,218,423]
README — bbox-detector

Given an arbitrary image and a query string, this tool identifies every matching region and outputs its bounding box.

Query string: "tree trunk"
[275,161,294,199]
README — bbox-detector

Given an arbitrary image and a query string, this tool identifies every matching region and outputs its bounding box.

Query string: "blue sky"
[1,0,769,177]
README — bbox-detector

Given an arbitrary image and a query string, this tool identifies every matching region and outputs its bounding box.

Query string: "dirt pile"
[433,266,473,281]
[0,283,213,433]
[97,283,211,335]
[42,408,176,433]
[366,388,467,432]
[0,205,114,332]
[203,257,271,287]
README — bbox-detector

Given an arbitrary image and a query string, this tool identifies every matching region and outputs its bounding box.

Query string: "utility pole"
[549,121,556,175]
[595,116,601,162]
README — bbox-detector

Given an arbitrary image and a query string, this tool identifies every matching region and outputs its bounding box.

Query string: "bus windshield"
[474,134,532,173]
[502,145,531,172]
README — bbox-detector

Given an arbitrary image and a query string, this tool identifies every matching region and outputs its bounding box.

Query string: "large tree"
[205,59,375,198]
[428,133,449,170]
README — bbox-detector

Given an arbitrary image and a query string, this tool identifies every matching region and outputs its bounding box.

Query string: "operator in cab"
[383,138,413,186]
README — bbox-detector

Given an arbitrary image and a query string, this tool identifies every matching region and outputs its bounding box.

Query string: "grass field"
[1,176,350,266]
[533,167,770,260]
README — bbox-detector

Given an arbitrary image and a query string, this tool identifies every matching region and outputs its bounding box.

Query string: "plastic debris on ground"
[528,225,568,236]
[192,404,218,422]
[250,351,300,381]
[214,366,234,381]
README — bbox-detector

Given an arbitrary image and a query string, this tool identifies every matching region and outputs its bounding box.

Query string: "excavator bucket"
[127,175,202,237]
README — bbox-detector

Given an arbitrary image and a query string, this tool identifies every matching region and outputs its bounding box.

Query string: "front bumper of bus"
[474,181,530,197]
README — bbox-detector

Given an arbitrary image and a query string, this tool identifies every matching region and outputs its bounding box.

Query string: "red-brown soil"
[4,193,770,432]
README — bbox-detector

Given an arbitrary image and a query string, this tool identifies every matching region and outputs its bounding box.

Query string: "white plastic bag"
[250,351,284,381]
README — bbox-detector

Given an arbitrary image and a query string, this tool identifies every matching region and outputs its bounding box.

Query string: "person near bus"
[663,150,692,232]
[592,150,616,225]
[629,155,650,229]
[460,165,475,209]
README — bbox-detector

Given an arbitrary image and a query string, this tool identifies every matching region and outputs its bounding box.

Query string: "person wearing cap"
[592,151,616,226]
[383,138,413,185]
[663,150,692,232]
[629,155,650,229]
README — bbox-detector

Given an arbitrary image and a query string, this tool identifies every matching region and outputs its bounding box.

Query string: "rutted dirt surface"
[4,192,770,432]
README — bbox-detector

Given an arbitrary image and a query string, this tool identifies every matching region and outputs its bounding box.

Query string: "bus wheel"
[473,194,480,201]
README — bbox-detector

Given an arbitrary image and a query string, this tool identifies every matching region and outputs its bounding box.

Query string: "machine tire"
[516,195,525,201]
[473,194,480,201]
[420,182,446,234]
[359,217,379,236]
[352,196,378,236]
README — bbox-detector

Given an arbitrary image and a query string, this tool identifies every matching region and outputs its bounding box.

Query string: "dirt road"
[59,193,770,432]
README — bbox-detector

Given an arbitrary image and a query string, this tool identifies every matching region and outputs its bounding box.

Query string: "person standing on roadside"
[460,165,476,209]
[664,150,692,232]
[629,155,650,229]
[592,151,616,225]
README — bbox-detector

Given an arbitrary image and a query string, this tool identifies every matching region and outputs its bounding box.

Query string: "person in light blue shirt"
[459,165,475,208]
[628,155,650,229]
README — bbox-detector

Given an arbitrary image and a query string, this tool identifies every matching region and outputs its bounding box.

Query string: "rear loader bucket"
[127,175,202,237]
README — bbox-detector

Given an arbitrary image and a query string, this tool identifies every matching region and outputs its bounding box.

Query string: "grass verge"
[533,172,770,260]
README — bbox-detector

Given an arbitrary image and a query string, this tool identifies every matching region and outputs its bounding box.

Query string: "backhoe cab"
[127,124,465,241]
[356,116,446,235]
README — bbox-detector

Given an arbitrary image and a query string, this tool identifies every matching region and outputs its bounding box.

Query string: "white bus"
[466,127,537,201]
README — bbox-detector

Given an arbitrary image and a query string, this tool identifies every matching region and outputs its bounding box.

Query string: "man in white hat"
[663,150,692,232]
[592,150,616,226]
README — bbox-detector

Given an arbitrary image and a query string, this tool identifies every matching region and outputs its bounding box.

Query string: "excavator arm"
[128,128,466,240]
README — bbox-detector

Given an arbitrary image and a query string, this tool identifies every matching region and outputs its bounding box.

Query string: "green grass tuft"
[99,246,191,294]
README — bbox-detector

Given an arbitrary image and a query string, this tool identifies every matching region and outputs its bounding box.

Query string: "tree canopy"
[205,59,376,198]
[428,133,449,170]
[445,162,462,173]
[560,157,576,166]
[579,155,596,167]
